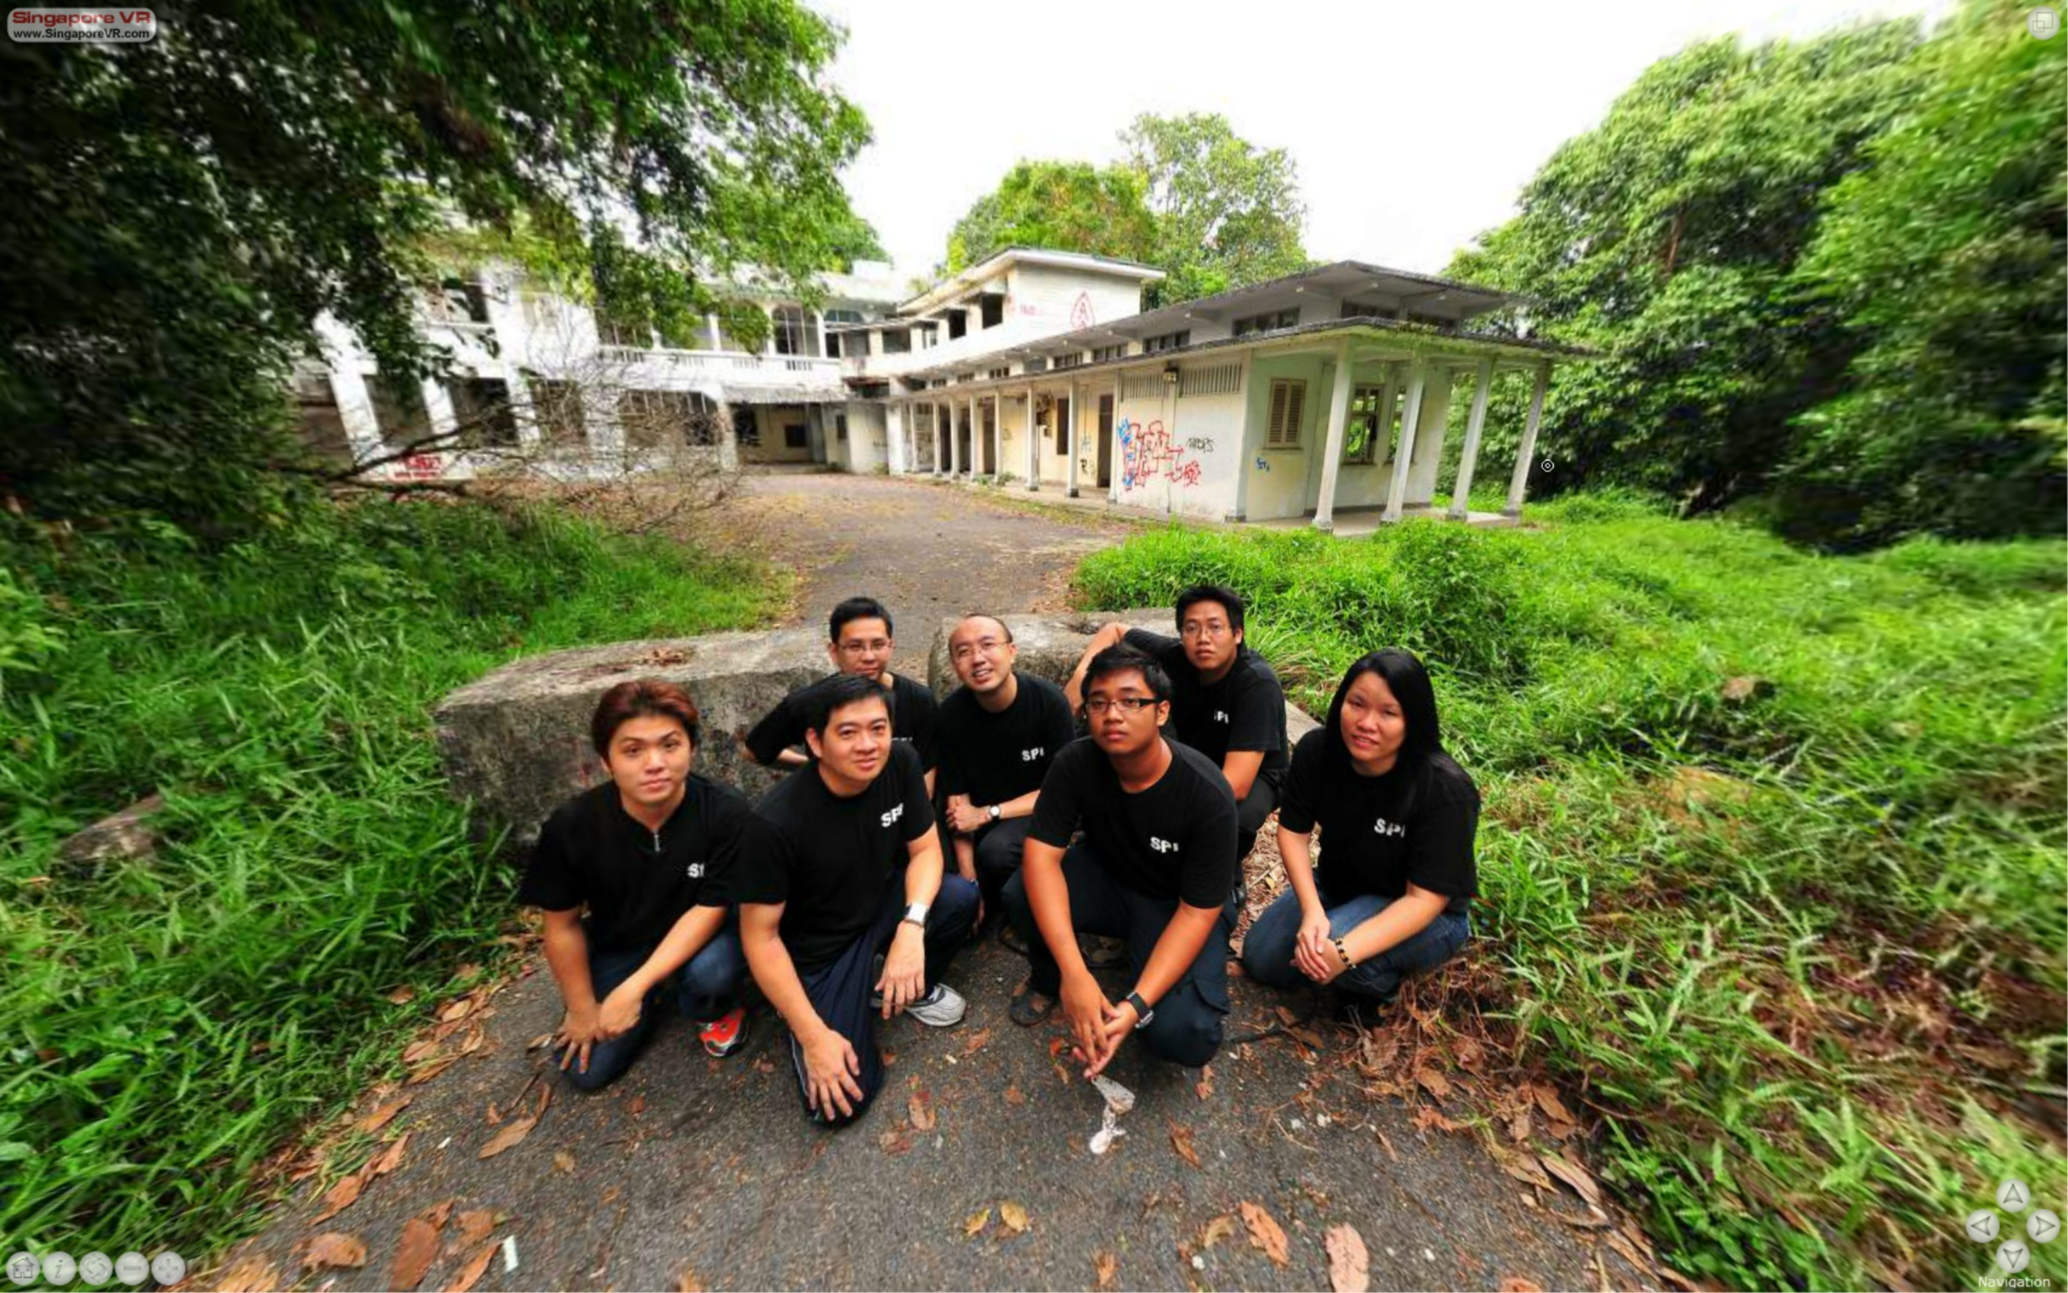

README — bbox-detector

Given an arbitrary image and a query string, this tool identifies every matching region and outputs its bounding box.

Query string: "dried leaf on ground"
[962,1027,992,1055]
[1240,1200,1290,1266]
[371,1132,411,1177]
[1048,1037,1067,1059]
[999,1200,1030,1234]
[1493,1145,1555,1191]
[629,1095,646,1116]
[1094,1250,1118,1289]
[1169,1122,1202,1169]
[878,1128,911,1156]
[403,1040,440,1066]
[477,1115,539,1160]
[1603,1230,1652,1278]
[1541,1152,1603,1210]
[438,996,477,1024]
[450,1210,497,1254]
[1414,1067,1453,1100]
[676,1267,706,1293]
[1275,1006,1300,1026]
[358,1096,412,1134]
[1532,1083,1575,1125]
[552,1149,576,1173]
[214,1255,281,1292]
[386,986,416,1004]
[1507,1109,1533,1143]
[1325,1224,1369,1293]
[443,1245,495,1293]
[1411,1104,1463,1135]
[389,1217,440,1291]
[1454,1036,1486,1070]
[909,1092,936,1131]
[1003,1083,1025,1106]
[1196,1064,1215,1101]
[406,1056,459,1086]
[1497,1278,1545,1292]
[526,1032,554,1051]
[963,1208,990,1238]
[1198,1214,1239,1250]
[313,1173,363,1223]
[302,1233,367,1271]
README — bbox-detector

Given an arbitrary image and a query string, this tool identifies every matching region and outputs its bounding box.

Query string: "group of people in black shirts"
[517,587,1482,1128]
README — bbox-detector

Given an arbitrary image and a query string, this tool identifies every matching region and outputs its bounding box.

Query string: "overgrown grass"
[0,496,780,1257]
[1076,496,2066,1291]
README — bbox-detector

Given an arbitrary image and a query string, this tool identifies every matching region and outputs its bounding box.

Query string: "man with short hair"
[519,679,754,1092]
[744,596,940,793]
[935,614,1076,927]
[736,675,977,1127]
[1005,646,1239,1074]
[1064,584,1287,856]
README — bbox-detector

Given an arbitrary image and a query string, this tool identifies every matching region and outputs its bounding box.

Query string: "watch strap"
[1125,990,1154,1028]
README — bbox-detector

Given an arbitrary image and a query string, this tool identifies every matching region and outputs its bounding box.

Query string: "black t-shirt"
[743,672,939,771]
[1278,728,1479,915]
[1028,735,1238,908]
[936,673,1077,808]
[734,741,936,971]
[516,775,753,954]
[1123,629,1289,790]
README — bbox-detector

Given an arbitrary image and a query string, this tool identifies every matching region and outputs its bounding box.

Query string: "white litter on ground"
[1088,1074,1136,1155]
[501,1236,519,1274]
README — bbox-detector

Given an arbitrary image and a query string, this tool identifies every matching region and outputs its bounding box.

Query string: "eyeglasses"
[837,639,891,655]
[1084,696,1159,715]
[950,637,1009,659]
[1179,622,1232,640]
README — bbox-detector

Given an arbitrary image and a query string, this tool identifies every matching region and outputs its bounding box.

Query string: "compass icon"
[79,1253,113,1286]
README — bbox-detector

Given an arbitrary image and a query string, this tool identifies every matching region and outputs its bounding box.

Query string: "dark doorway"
[981,400,997,474]
[1054,395,1072,461]
[1096,393,1115,488]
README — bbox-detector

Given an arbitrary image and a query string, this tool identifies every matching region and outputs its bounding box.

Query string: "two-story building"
[299,245,1583,526]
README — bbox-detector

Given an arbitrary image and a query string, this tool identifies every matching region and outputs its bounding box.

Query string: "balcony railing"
[597,345,841,375]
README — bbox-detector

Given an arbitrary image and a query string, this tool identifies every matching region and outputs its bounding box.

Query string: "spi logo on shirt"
[685,862,705,880]
[1021,746,1046,762]
[1212,710,1230,724]
[1149,836,1180,854]
[881,803,905,829]
[1373,817,1405,839]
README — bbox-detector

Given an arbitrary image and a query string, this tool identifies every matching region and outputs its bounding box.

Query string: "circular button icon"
[113,1253,149,1286]
[1999,1179,2033,1212]
[1999,1239,2032,1273]
[78,1253,112,1287]
[149,1252,185,1286]
[2030,1209,2060,1244]
[5,1254,38,1287]
[43,1253,76,1286]
[1969,1209,2003,1242]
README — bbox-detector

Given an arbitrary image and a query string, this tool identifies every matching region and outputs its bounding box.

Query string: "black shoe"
[1009,985,1057,1026]
[999,923,1030,956]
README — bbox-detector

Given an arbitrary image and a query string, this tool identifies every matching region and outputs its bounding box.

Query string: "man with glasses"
[1002,645,1238,1075]
[744,596,941,794]
[935,614,1075,930]
[1064,584,1287,858]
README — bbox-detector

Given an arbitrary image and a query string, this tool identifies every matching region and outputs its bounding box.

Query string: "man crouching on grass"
[518,679,754,1092]
[736,674,978,1127]
[1005,646,1239,1076]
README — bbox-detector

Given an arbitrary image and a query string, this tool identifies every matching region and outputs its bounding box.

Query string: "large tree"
[0,0,871,530]
[941,160,1156,273]
[1121,112,1310,303]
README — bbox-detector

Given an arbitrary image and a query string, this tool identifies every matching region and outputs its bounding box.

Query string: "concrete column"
[806,404,826,465]
[1449,357,1497,519]
[422,378,459,446]
[887,402,907,474]
[1372,367,1399,466]
[815,311,829,361]
[705,312,723,351]
[329,366,385,462]
[717,401,740,473]
[1067,379,1083,497]
[1505,362,1552,518]
[948,400,962,477]
[935,402,948,476]
[967,395,979,480]
[1382,359,1430,523]
[763,305,777,356]
[1312,337,1356,532]
[1022,386,1038,490]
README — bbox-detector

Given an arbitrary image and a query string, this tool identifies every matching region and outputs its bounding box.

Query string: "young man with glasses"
[736,675,977,1127]
[744,596,941,794]
[1064,584,1287,857]
[1002,646,1238,1074]
[935,614,1076,930]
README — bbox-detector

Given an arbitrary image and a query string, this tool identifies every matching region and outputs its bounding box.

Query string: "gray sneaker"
[904,982,968,1028]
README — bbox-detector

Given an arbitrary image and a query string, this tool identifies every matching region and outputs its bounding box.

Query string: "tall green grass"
[1076,497,2066,1291]
[0,497,779,1256]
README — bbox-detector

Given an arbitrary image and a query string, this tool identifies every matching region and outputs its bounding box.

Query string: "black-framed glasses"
[1084,696,1159,715]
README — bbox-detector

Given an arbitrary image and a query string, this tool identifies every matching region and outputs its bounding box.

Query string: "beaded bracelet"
[1333,936,1355,969]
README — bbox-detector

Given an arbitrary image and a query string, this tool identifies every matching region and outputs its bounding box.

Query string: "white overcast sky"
[812,0,1945,280]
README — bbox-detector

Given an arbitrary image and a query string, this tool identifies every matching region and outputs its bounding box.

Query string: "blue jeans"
[554,920,746,1092]
[1240,886,1469,1000]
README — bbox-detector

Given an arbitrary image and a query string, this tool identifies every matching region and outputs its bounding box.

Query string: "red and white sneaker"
[699,1006,750,1058]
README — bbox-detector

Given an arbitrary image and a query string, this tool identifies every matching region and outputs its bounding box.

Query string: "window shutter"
[1268,379,1305,447]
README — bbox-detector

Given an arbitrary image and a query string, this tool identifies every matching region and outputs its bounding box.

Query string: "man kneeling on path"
[935,614,1075,930]
[737,675,977,1126]
[1065,584,1288,859]
[742,595,940,794]
[518,680,754,1092]
[1006,647,1239,1074]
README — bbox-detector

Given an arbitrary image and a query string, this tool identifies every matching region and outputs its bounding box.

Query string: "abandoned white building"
[300,246,1584,527]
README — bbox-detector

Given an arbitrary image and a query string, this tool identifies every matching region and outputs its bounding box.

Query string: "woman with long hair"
[1239,648,1478,1001]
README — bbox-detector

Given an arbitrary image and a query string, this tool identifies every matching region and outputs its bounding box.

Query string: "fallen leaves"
[301,1233,367,1271]
[962,1208,990,1238]
[999,1200,1030,1234]
[1239,1200,1289,1267]
[877,1127,912,1157]
[1197,1214,1240,1250]
[1324,1224,1369,1293]
[358,1096,413,1134]
[1413,1066,1453,1100]
[443,1245,495,1293]
[386,985,416,1004]
[675,1268,706,1293]
[478,1085,550,1160]
[908,1091,936,1132]
[962,1027,992,1055]
[406,1056,460,1086]
[213,1255,282,1292]
[313,1172,363,1224]
[1195,1063,1215,1101]
[1003,1083,1026,1106]
[1093,1249,1118,1289]
[389,1216,440,1291]
[438,996,477,1024]
[370,1132,411,1177]
[1541,1152,1602,1210]
[552,1149,576,1173]
[1168,1122,1202,1169]
[450,1210,497,1254]
[1497,1279,1545,1293]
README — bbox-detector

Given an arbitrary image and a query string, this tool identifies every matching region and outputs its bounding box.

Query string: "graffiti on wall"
[1070,292,1095,330]
[1118,417,1204,490]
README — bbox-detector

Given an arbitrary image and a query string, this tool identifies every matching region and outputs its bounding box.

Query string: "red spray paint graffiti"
[1117,417,1205,490]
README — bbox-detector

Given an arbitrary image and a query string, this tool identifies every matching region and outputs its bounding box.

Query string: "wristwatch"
[1125,990,1155,1030]
[901,901,930,929]
[986,803,1002,822]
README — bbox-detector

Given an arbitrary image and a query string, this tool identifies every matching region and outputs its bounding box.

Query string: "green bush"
[0,496,777,1255]
[1076,510,2066,1292]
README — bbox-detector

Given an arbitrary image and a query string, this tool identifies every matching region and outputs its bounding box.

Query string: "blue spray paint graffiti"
[1254,455,1270,472]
